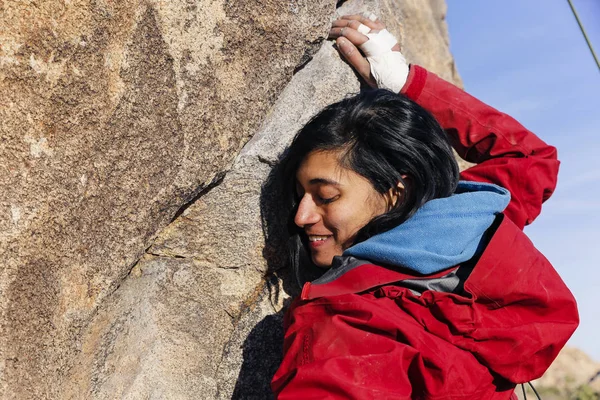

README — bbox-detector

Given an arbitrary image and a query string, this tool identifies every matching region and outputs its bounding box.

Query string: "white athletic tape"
[369,52,409,93]
[359,29,398,57]
[367,12,378,21]
[357,23,371,35]
[358,29,409,93]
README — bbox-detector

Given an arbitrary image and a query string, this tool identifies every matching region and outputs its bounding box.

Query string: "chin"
[312,255,334,269]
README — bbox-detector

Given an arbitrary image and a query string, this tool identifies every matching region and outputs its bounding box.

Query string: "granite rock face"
[1,0,462,398]
[0,0,332,397]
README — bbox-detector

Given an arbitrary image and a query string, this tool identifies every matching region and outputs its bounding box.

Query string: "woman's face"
[295,150,392,267]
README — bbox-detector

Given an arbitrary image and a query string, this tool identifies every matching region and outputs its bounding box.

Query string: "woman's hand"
[329,14,409,93]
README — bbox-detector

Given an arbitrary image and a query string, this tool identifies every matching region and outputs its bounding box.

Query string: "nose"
[294,195,321,228]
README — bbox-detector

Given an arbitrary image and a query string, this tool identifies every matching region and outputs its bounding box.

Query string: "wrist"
[369,52,409,93]
[400,64,427,100]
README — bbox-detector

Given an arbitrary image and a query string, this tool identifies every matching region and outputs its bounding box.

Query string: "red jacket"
[271,65,579,399]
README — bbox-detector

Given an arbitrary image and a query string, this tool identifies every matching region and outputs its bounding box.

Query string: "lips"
[307,234,332,248]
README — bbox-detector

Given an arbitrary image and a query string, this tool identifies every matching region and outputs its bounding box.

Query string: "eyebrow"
[308,178,340,186]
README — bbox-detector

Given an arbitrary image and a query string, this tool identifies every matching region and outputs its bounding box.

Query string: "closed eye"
[318,195,339,204]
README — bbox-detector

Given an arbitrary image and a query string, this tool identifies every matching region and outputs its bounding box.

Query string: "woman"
[271,14,578,399]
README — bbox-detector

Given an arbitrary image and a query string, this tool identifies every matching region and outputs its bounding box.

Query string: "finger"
[328,26,369,47]
[332,19,371,35]
[335,37,376,86]
[340,14,385,30]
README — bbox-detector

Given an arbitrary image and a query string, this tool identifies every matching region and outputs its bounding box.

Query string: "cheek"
[321,206,350,232]
[367,193,389,217]
[326,200,382,238]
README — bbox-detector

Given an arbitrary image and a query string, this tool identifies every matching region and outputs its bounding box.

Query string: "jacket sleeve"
[400,65,560,230]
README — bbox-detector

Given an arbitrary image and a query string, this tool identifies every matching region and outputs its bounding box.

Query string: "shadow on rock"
[229,153,310,398]
[231,309,286,400]
[228,161,297,399]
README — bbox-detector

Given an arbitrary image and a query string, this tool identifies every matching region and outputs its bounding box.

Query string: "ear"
[385,178,406,210]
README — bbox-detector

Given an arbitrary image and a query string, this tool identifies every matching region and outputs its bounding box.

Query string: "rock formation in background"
[517,347,600,400]
[1,0,461,398]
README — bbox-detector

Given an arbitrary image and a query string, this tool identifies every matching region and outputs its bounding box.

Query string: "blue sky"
[446,1,600,361]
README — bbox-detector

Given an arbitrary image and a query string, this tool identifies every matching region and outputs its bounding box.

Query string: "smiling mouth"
[308,235,330,242]
[307,235,332,249]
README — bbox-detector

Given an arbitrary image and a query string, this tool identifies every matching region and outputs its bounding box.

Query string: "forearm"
[401,65,560,228]
[400,65,557,163]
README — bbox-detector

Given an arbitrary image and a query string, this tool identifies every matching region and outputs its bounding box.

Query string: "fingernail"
[337,38,352,54]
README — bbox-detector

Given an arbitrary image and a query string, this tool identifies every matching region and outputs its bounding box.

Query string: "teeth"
[308,235,329,242]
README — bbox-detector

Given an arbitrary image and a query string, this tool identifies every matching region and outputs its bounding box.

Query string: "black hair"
[280,89,460,286]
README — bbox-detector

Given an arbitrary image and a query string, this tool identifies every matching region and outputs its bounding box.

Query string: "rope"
[521,382,542,400]
[528,382,542,400]
[566,0,600,71]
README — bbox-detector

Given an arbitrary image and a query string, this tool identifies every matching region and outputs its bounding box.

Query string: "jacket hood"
[343,181,511,275]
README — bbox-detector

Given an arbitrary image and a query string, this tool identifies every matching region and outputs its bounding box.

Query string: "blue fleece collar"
[343,181,511,275]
